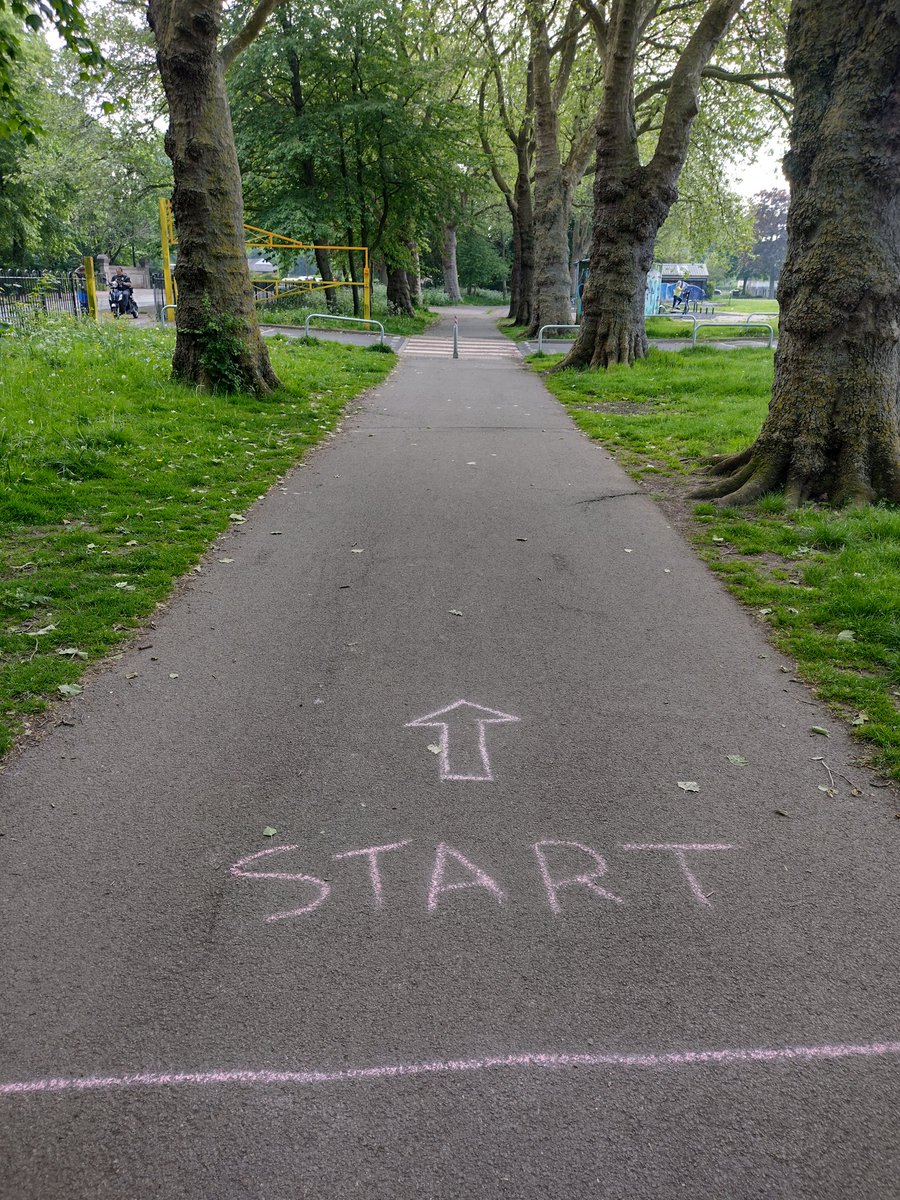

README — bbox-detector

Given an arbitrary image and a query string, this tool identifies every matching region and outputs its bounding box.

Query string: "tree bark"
[442,222,462,302]
[512,145,535,326]
[147,0,279,393]
[507,210,522,320]
[526,17,575,337]
[386,265,414,317]
[695,0,900,506]
[557,0,743,370]
[314,246,338,313]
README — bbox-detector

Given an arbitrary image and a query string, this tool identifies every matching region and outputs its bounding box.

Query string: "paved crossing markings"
[403,337,520,360]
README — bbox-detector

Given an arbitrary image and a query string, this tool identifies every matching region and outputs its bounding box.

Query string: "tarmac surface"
[0,308,897,1198]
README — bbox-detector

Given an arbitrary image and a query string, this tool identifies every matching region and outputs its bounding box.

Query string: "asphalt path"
[1,307,897,1198]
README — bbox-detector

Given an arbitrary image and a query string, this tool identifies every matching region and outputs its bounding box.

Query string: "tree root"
[690,451,785,505]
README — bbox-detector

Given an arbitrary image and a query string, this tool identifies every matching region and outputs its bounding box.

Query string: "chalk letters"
[533,840,624,914]
[230,845,331,923]
[427,842,506,911]
[332,841,411,906]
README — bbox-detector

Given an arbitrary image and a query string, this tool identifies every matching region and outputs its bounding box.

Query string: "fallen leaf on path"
[57,684,82,697]
[427,744,442,755]
[57,647,87,659]
[810,726,830,737]
[677,781,700,793]
[851,712,870,726]
[774,809,793,817]
[126,672,138,679]
[624,548,633,553]
[270,531,283,536]
[262,826,277,837]
[229,514,246,522]
[351,548,364,553]
[218,558,234,564]
[726,754,748,766]
[818,785,838,797]
[169,673,179,679]
[448,609,462,616]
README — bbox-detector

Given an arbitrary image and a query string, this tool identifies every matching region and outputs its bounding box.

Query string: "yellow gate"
[158,200,371,322]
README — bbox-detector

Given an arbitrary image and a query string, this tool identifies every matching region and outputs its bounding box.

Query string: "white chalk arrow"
[405,700,520,781]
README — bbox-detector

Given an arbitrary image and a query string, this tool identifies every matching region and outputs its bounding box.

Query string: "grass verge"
[257,297,438,337]
[0,318,395,757]
[535,346,900,780]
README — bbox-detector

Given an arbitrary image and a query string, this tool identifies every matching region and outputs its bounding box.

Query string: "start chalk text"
[230,839,739,923]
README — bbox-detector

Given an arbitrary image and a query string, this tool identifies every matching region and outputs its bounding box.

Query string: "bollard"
[453,316,459,359]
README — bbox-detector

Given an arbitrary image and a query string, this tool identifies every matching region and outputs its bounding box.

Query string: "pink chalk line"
[2,1042,898,1098]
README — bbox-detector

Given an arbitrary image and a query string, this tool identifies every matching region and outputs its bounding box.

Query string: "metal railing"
[0,270,94,327]
[302,313,385,344]
[537,323,581,353]
[690,320,775,348]
[744,311,779,324]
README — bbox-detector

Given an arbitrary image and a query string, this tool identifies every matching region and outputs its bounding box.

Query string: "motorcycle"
[108,278,139,319]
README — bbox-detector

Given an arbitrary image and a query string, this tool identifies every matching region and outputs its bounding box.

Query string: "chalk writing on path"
[3,1041,900,1098]
[229,839,738,921]
[405,700,520,781]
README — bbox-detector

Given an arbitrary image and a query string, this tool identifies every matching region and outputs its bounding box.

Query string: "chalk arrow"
[406,700,520,781]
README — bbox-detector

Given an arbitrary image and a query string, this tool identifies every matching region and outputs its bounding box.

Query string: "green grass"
[713,297,780,313]
[0,317,395,756]
[422,288,507,307]
[536,346,900,780]
[645,315,779,340]
[255,284,439,336]
[499,314,779,343]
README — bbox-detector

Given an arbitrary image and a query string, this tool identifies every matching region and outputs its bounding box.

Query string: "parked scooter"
[108,273,139,319]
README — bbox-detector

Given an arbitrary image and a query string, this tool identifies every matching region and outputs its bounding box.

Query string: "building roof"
[659,262,708,278]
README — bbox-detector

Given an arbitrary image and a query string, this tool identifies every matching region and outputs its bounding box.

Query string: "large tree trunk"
[512,147,535,327]
[526,8,584,339]
[558,0,742,370]
[408,243,422,308]
[695,0,900,507]
[442,222,462,302]
[527,43,575,337]
[507,209,522,320]
[147,0,278,393]
[314,246,338,313]
[386,265,414,317]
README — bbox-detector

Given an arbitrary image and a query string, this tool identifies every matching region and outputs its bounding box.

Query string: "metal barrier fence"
[0,270,107,328]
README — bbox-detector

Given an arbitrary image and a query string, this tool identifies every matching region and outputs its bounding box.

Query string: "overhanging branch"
[221,0,288,69]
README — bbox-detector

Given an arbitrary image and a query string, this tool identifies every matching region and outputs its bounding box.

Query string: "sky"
[727,136,788,198]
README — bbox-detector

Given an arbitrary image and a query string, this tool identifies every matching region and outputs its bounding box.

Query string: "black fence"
[0,271,108,328]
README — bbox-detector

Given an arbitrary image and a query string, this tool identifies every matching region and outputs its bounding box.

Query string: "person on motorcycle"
[109,270,139,319]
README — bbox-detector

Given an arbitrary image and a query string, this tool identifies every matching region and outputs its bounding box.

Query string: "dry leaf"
[677,781,700,793]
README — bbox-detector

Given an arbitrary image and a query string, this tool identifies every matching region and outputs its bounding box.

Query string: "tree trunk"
[314,246,338,313]
[526,18,577,338]
[558,0,742,370]
[442,222,462,302]
[147,0,278,393]
[695,0,900,506]
[507,209,522,320]
[386,266,414,317]
[408,243,422,308]
[513,147,535,327]
[347,238,361,315]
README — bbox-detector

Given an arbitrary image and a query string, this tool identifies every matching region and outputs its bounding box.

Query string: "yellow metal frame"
[82,255,99,321]
[160,203,371,322]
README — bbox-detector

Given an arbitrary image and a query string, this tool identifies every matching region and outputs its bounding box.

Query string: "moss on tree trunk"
[148,0,279,394]
[695,0,900,506]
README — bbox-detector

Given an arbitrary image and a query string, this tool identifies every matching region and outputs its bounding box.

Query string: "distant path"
[0,304,895,1199]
